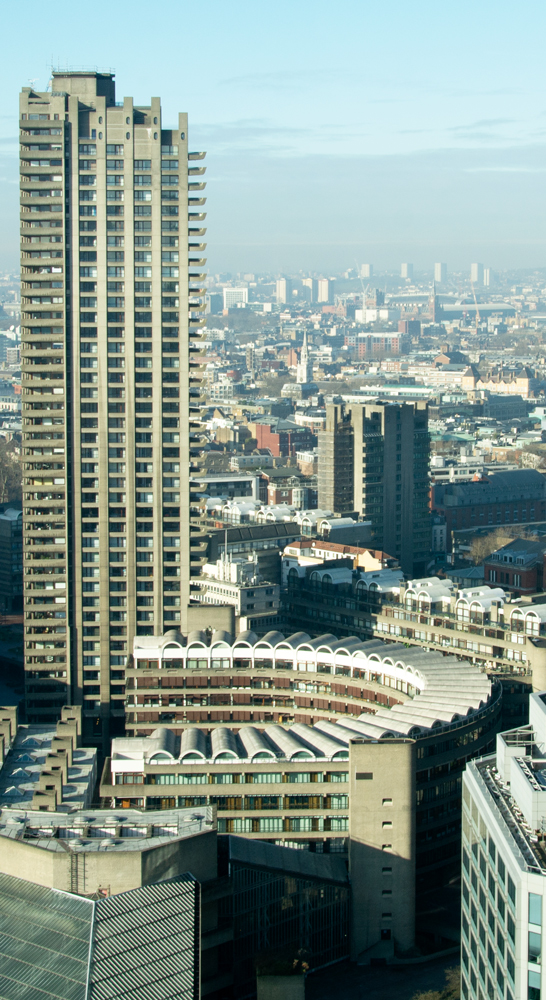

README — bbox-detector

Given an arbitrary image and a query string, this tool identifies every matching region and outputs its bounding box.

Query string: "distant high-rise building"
[317,404,354,513]
[470,262,484,285]
[206,292,223,314]
[223,286,248,309]
[19,71,212,744]
[360,264,373,278]
[275,277,293,304]
[434,262,447,283]
[401,263,413,280]
[318,401,430,572]
[317,278,334,303]
[302,277,318,302]
[351,402,430,575]
[245,344,256,376]
[483,267,493,287]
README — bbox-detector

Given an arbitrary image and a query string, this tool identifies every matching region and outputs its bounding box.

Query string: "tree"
[469,530,510,565]
[469,526,538,566]
[411,965,460,1000]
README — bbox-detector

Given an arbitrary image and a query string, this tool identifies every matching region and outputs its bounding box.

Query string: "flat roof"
[0,806,214,852]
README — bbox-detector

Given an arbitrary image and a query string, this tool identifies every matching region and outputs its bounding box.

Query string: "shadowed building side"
[349,738,416,963]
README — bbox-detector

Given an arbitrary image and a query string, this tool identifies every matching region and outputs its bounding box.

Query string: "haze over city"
[3,4,546,1000]
[2,0,546,272]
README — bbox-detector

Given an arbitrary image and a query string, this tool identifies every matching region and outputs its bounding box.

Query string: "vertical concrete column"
[348,738,416,962]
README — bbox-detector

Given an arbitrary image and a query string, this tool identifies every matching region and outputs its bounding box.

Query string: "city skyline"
[2,1,546,272]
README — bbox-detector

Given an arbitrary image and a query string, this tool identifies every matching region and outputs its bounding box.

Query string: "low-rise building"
[433,470,546,550]
[0,700,349,996]
[195,554,280,621]
[107,630,502,960]
[191,472,260,502]
[282,540,398,586]
[484,537,546,595]
[121,629,501,903]
[283,569,546,677]
[207,521,302,585]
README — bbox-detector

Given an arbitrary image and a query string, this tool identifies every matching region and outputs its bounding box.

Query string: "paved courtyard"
[307,955,458,1000]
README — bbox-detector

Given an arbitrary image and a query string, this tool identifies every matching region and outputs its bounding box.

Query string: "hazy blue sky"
[2,0,546,273]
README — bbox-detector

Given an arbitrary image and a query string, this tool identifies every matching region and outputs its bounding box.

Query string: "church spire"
[297,330,311,384]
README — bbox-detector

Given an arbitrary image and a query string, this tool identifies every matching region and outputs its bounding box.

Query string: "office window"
[529,893,542,926]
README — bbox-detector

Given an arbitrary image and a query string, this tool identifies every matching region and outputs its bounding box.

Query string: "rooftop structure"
[127,629,492,737]
[0,804,214,856]
[432,470,546,550]
[283,570,546,679]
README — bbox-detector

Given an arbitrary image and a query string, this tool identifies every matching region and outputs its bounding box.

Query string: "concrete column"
[348,737,416,962]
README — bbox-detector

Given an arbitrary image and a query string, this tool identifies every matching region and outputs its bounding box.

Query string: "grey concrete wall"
[348,738,416,961]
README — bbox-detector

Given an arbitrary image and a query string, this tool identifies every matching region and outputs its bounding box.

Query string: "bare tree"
[469,526,539,566]
[411,965,460,1000]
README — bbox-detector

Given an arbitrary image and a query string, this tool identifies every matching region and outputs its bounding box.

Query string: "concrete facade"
[317,404,354,515]
[349,739,416,962]
[20,72,208,745]
[105,630,501,900]
[350,401,430,576]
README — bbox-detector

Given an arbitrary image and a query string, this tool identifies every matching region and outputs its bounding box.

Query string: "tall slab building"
[20,72,209,744]
[351,402,430,577]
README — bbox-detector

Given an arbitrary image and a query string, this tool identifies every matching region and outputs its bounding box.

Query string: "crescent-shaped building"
[109,628,503,954]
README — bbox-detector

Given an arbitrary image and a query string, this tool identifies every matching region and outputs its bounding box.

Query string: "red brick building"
[432,470,546,551]
[249,422,316,458]
[484,537,546,595]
